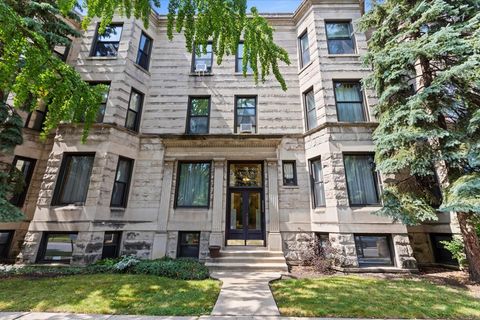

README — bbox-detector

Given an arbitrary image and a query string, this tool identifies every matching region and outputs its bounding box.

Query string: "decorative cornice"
[161,135,283,148]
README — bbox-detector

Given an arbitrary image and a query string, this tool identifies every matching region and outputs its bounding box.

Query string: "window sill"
[234,72,253,76]
[110,207,126,212]
[350,205,383,213]
[282,185,299,189]
[313,207,326,214]
[189,72,214,77]
[86,56,119,60]
[298,61,314,75]
[133,63,151,76]
[52,204,83,211]
[326,54,360,58]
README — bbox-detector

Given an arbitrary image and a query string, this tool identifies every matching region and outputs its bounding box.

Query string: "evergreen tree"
[360,0,480,280]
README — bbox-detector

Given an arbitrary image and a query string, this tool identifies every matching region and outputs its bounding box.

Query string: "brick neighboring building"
[0,0,459,270]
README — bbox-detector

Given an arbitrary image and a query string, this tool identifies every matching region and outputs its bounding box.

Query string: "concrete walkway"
[210,272,281,316]
[0,313,393,320]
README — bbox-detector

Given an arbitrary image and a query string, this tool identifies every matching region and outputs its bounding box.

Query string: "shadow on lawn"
[271,276,480,319]
[0,274,220,316]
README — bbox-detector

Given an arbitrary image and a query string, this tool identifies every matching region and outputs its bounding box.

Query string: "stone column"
[151,158,174,259]
[209,158,225,247]
[392,233,418,269]
[267,159,282,251]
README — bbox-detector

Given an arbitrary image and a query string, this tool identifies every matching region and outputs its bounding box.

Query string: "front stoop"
[205,246,288,273]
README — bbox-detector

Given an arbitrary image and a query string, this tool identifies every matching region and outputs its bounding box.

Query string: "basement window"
[38,233,78,264]
[177,232,200,258]
[355,234,394,266]
[102,232,122,259]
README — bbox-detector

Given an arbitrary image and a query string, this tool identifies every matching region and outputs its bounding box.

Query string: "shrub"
[441,235,468,269]
[131,257,210,280]
[302,235,338,274]
[0,265,85,278]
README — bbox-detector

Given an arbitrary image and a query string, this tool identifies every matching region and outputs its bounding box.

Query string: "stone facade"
[1,0,459,270]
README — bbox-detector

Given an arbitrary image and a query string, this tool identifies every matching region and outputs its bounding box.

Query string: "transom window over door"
[192,43,213,72]
[175,162,211,208]
[334,81,366,122]
[304,89,317,131]
[299,31,310,68]
[235,96,257,133]
[326,22,355,54]
[91,24,123,57]
[344,154,381,206]
[187,97,210,134]
[52,153,95,206]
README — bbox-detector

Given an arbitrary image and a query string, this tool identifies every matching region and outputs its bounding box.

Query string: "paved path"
[210,272,281,316]
[0,313,392,319]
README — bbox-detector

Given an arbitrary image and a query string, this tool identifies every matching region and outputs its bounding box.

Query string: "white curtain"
[311,159,325,207]
[60,156,94,204]
[344,155,379,205]
[177,163,210,206]
[335,83,365,122]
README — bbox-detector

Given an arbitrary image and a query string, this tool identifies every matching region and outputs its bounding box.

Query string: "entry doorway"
[226,162,265,246]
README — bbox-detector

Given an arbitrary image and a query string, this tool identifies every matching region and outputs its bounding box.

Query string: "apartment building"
[0,0,459,270]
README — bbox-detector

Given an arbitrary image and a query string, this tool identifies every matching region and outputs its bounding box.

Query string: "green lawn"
[271,275,480,319]
[0,274,221,316]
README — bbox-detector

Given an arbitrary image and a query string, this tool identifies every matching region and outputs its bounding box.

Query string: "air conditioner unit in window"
[239,123,253,133]
[195,63,208,72]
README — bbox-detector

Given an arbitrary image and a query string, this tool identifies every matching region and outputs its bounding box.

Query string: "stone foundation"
[121,231,154,259]
[17,231,42,264]
[329,233,359,268]
[392,234,417,269]
[409,232,435,265]
[282,232,315,265]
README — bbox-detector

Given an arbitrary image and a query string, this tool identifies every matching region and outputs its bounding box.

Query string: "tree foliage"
[60,0,291,90]
[0,0,291,222]
[360,0,480,279]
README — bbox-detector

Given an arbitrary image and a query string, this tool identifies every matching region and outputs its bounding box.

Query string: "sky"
[155,0,303,14]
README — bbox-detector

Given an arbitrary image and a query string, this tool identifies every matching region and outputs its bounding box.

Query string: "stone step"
[205,261,289,272]
[209,256,287,264]
[219,250,285,258]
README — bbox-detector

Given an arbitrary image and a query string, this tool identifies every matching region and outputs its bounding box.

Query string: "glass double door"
[227,189,264,245]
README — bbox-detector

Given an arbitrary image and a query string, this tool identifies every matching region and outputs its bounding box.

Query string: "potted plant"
[208,245,221,258]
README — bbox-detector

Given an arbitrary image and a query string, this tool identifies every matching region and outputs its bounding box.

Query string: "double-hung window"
[310,158,326,207]
[91,24,123,57]
[235,96,257,133]
[10,156,36,207]
[175,162,211,208]
[187,97,210,134]
[326,22,355,54]
[102,232,122,259]
[52,153,95,206]
[334,81,366,122]
[236,42,253,73]
[25,102,47,131]
[304,88,317,130]
[111,157,134,208]
[344,154,381,206]
[136,32,153,70]
[192,43,213,72]
[299,31,310,68]
[125,89,144,132]
[88,82,110,123]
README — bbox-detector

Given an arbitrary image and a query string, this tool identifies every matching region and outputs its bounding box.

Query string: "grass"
[0,274,221,316]
[271,275,480,319]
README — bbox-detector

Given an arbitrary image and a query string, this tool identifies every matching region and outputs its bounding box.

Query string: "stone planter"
[209,245,221,258]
